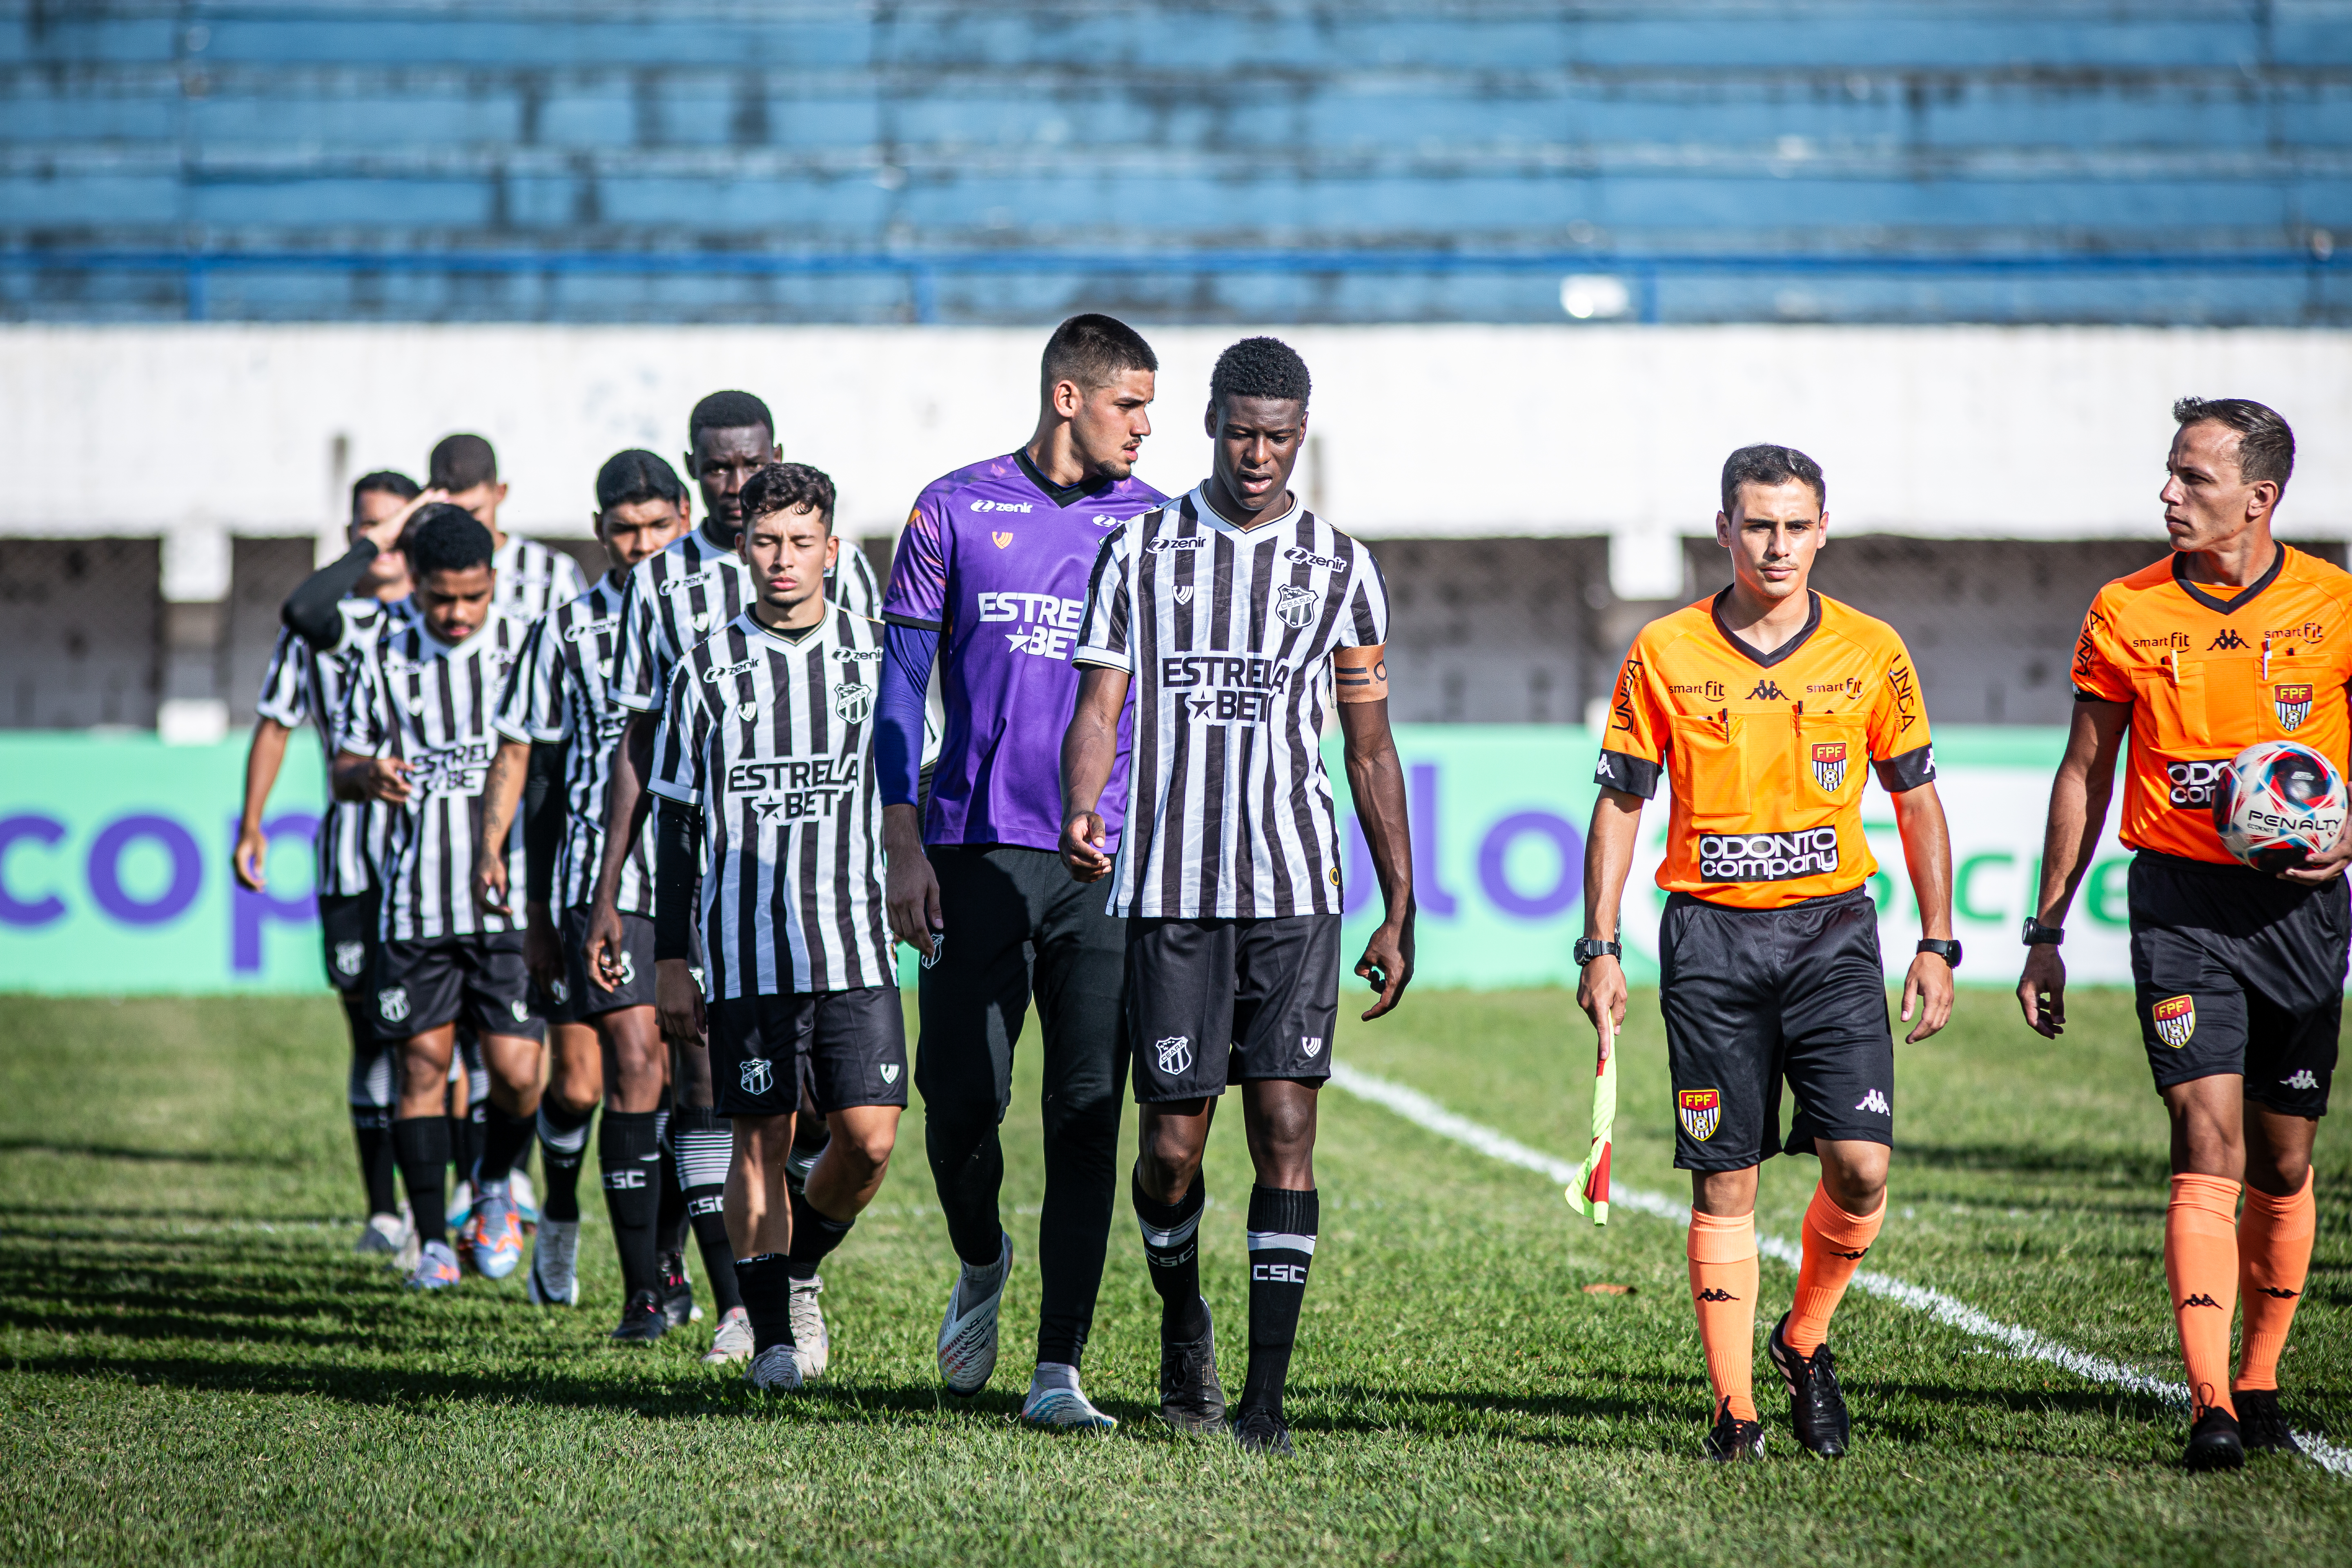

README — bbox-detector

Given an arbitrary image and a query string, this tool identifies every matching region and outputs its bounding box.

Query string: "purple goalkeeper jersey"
[884,449,1164,851]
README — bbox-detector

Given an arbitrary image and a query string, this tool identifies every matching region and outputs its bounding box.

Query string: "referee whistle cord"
[1323,1062,2352,1480]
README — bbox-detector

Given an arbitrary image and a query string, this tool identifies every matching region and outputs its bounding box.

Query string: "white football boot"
[788,1275,830,1378]
[354,1211,410,1261]
[746,1343,804,1393]
[1022,1363,1118,1432]
[936,1233,1013,1396]
[702,1305,754,1366]
[525,1218,579,1305]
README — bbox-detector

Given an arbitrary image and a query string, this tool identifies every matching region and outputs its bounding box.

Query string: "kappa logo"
[377,986,410,1024]
[1677,1088,1721,1141]
[510,999,531,1023]
[736,699,759,722]
[2152,993,2196,1049]
[991,531,1014,548]
[1300,1035,1324,1059]
[1174,585,1194,605]
[1273,583,1319,629]
[1854,1088,1891,1116]
[2257,1285,2302,1300]
[1746,679,1787,701]
[2179,1293,2225,1310]
[2276,683,2314,731]
[1283,546,1345,571]
[833,681,874,724]
[1695,1287,1740,1302]
[332,940,367,977]
[2283,1068,2319,1090]
[1812,741,1849,793]
[2209,629,2249,651]
[880,1062,901,1084]
[1156,1035,1194,1075]
[740,1056,774,1098]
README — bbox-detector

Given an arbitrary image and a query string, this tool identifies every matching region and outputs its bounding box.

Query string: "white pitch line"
[1327,1061,2352,1478]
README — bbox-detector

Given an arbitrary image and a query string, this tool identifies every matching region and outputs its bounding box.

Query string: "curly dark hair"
[1209,336,1311,410]
[407,504,494,577]
[738,462,835,530]
[689,390,775,447]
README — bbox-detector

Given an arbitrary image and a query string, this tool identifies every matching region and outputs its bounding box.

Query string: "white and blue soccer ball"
[2212,740,2350,873]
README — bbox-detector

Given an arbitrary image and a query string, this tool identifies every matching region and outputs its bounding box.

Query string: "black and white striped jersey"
[647,606,894,998]
[1074,487,1390,920]
[611,524,881,715]
[493,575,652,915]
[256,598,405,897]
[494,534,590,622]
[337,607,534,942]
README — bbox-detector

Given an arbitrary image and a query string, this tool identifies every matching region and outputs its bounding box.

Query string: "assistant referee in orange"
[1578,443,1957,1463]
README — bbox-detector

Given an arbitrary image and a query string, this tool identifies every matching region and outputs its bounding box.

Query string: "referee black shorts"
[2128,851,2345,1118]
[1659,887,1895,1172]
[1127,915,1342,1103]
[709,987,909,1119]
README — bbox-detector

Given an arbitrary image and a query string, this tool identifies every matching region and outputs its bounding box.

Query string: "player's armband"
[1334,645,1388,704]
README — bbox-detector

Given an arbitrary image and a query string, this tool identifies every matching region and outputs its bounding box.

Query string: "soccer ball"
[2211,740,2350,873]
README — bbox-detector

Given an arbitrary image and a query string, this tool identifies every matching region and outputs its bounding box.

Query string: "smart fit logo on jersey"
[1164,655,1293,724]
[968,499,1033,513]
[409,741,494,797]
[1697,827,1838,882]
[978,591,1085,658]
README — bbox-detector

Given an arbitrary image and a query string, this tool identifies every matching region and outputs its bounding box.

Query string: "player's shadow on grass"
[0,1137,307,1168]
[1893,1139,2172,1187]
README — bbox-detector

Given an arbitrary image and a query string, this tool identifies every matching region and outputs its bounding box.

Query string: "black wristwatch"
[1916,938,1962,969]
[1572,937,1622,967]
[2020,917,2065,947]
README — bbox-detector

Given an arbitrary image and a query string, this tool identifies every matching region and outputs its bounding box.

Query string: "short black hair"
[2174,396,2295,490]
[427,433,497,492]
[596,449,687,512]
[1209,336,1311,412]
[689,390,775,448]
[739,462,835,532]
[351,470,419,509]
[1040,314,1159,397]
[408,504,495,578]
[1720,443,1826,518]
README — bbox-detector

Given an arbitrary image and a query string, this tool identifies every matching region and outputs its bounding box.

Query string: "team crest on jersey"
[333,941,367,977]
[1677,1088,1721,1141]
[1156,1035,1194,1075]
[832,682,874,724]
[1273,583,1319,628]
[740,1056,774,1097]
[377,986,410,1024]
[1811,741,1849,792]
[2152,994,2196,1049]
[1174,585,1194,605]
[991,531,1014,548]
[2276,684,2314,731]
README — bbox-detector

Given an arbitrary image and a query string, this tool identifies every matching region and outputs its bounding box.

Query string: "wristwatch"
[1916,938,1962,969]
[1572,937,1622,967]
[2020,917,2065,946]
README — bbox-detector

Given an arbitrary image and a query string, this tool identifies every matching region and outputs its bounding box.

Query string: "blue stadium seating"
[1,2,2345,323]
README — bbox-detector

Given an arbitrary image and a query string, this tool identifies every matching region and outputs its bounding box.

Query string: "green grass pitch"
[2,987,2347,1565]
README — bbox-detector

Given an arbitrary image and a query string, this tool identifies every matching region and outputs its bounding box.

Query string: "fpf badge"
[2276,684,2313,731]
[1811,742,1848,792]
[2152,994,2196,1049]
[1677,1088,1721,1141]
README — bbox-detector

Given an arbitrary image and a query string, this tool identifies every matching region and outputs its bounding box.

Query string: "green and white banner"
[0,726,2121,995]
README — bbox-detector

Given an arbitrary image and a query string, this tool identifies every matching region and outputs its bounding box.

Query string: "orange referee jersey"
[2070,546,2352,864]
[1596,590,1936,910]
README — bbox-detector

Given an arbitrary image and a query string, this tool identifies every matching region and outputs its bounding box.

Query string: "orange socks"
[2165,1173,2241,1419]
[1786,1183,1887,1357]
[1687,1209,1760,1423]
[2235,1170,2316,1394]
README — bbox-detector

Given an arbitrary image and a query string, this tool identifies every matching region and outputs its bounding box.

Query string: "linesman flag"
[1565,1008,1617,1226]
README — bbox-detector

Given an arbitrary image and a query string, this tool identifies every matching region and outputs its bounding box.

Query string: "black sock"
[655,1107,690,1256]
[1134,1167,1210,1342]
[1242,1185,1318,1417]
[785,1186,855,1282]
[476,1102,536,1190]
[673,1106,744,1316]
[787,1107,831,1192]
[599,1109,662,1300]
[537,1101,593,1223]
[449,1093,483,1191]
[735,1253,795,1354]
[351,1108,400,1217]
[393,1116,452,1247]
[925,1115,1007,1267]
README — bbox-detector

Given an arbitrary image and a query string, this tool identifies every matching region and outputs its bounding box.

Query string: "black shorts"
[708,987,908,1118]
[1659,887,1895,1172]
[318,889,380,998]
[2128,852,2345,1118]
[374,932,548,1043]
[547,905,657,1024]
[1127,915,1341,1103]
